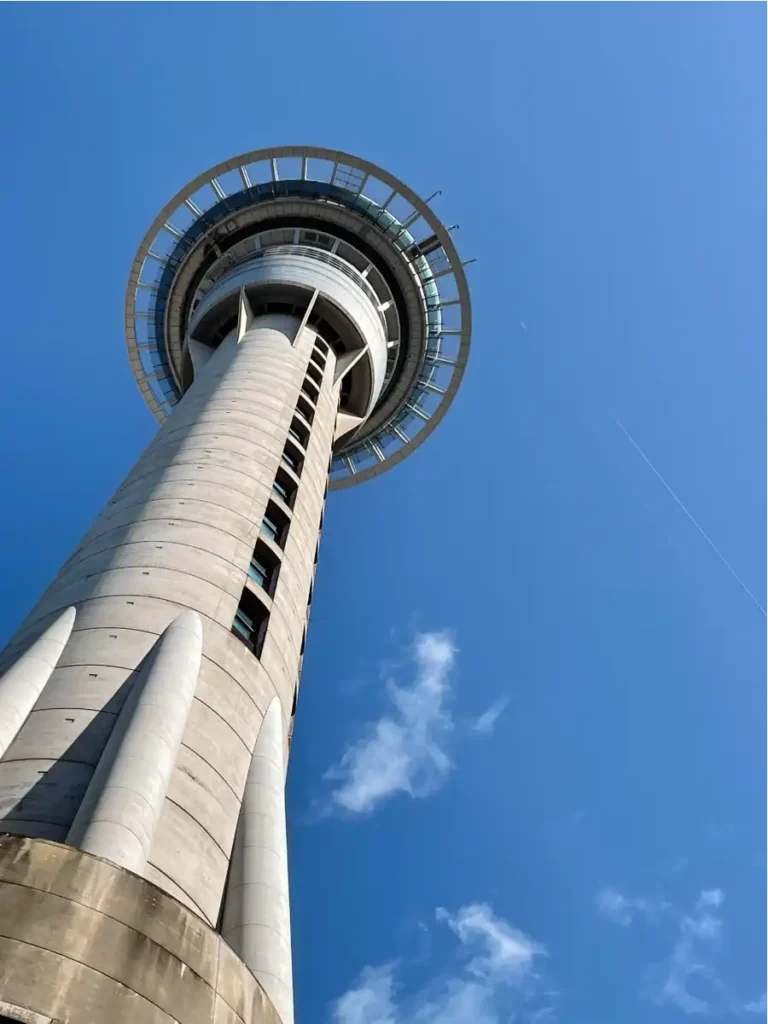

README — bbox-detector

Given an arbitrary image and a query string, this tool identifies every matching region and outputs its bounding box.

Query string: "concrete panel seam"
[0,874,214,986]
[162,795,232,860]
[1,610,277,724]
[0,755,98,768]
[187,700,257,761]
[117,455,284,495]
[76,515,254,552]
[115,474,267,509]
[145,862,209,923]
[119,453,285,492]
[94,495,261,535]
[59,540,256,589]
[0,931,187,1024]
[175,742,244,798]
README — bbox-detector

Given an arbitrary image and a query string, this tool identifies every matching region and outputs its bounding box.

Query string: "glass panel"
[248,561,268,588]
[232,617,252,641]
[272,481,289,502]
[261,517,279,542]
[282,451,298,470]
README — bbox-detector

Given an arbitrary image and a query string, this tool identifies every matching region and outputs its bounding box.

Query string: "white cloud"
[742,992,767,1014]
[598,880,768,1015]
[657,890,725,1015]
[333,965,398,1024]
[331,903,552,1024]
[436,903,546,981]
[595,886,669,927]
[323,633,456,815]
[470,697,509,735]
[597,886,743,1016]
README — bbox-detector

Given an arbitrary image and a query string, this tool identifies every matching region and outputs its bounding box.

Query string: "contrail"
[615,419,766,617]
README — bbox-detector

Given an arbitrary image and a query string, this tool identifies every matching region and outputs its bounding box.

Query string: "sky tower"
[0,146,471,1024]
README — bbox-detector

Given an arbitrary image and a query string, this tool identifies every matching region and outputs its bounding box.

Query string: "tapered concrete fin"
[333,346,366,384]
[0,606,76,758]
[222,698,294,1024]
[334,410,365,442]
[237,287,254,342]
[188,336,215,375]
[67,610,203,875]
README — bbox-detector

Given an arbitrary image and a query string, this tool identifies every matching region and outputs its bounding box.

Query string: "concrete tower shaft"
[0,147,471,1024]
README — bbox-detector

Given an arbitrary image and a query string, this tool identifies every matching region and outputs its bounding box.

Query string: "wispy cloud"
[597,886,760,1016]
[470,696,510,735]
[657,889,724,1015]
[595,886,670,927]
[742,992,767,1014]
[332,965,397,1024]
[331,903,552,1024]
[323,632,456,815]
[437,903,546,981]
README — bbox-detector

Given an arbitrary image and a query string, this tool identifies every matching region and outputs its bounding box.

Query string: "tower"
[0,147,471,1024]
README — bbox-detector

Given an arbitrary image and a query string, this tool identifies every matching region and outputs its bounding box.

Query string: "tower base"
[0,835,281,1024]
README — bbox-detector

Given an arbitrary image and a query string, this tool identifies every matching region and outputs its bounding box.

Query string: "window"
[272,469,296,507]
[248,555,269,589]
[306,361,322,387]
[248,540,280,596]
[289,417,309,449]
[302,377,319,404]
[232,588,269,656]
[297,395,314,425]
[261,500,289,548]
[281,439,303,476]
[315,337,329,357]
[312,348,327,369]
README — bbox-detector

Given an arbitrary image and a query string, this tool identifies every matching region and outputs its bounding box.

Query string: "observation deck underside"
[126,146,472,488]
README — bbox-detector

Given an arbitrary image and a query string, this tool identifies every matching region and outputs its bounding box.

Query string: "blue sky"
[0,4,764,1023]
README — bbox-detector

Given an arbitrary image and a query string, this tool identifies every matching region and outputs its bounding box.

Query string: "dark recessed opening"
[305,361,323,387]
[272,468,297,509]
[296,395,314,425]
[281,439,304,477]
[302,378,319,404]
[232,588,270,658]
[261,500,290,548]
[288,416,309,449]
[247,540,281,597]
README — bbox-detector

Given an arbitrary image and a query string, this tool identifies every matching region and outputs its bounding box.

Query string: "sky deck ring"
[125,146,472,488]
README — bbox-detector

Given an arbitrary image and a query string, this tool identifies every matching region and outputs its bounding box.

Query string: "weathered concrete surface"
[67,611,203,873]
[0,607,76,758]
[0,315,336,931]
[223,700,293,1024]
[0,834,281,1024]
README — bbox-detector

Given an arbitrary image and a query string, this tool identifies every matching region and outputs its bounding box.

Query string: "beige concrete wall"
[0,834,282,1024]
[0,313,337,931]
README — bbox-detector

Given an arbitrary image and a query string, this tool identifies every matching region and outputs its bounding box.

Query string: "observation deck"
[125,146,472,488]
